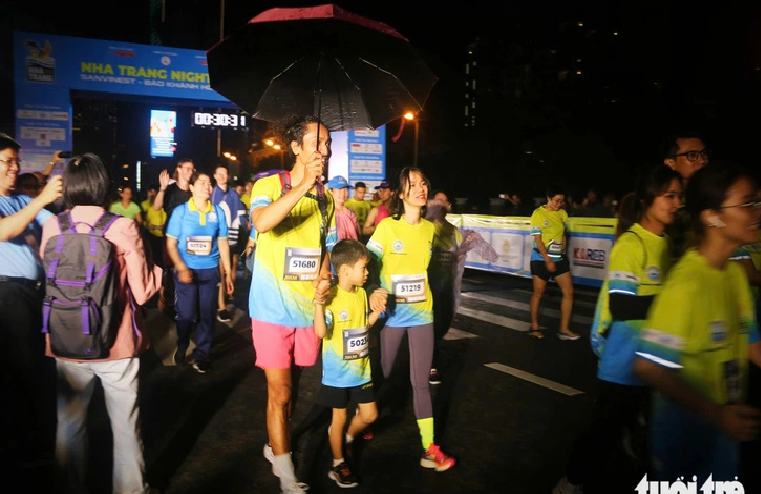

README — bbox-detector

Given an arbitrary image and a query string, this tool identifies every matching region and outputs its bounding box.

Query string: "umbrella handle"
[315,51,324,146]
[315,51,324,183]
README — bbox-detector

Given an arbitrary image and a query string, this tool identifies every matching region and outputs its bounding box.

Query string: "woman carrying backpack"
[39,154,162,494]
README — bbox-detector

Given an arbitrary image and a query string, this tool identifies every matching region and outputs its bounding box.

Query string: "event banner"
[447,214,617,287]
[13,30,229,172]
[347,127,386,193]
[14,31,227,101]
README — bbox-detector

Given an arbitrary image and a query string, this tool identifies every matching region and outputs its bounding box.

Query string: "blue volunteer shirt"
[166,199,228,270]
[0,194,52,280]
[210,185,246,247]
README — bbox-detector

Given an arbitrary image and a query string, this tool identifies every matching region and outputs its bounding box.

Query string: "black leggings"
[380,323,434,419]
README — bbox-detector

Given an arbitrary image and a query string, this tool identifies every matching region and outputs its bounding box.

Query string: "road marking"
[485,362,584,396]
[461,292,593,324]
[514,289,596,309]
[456,307,531,332]
[443,328,478,340]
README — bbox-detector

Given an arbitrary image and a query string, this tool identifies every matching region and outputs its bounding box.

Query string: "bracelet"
[48,161,55,166]
[159,188,166,192]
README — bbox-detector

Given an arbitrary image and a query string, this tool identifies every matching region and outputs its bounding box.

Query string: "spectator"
[40,153,161,493]
[0,133,62,481]
[211,163,247,322]
[327,175,360,241]
[108,185,143,224]
[362,180,394,237]
[344,181,372,230]
[154,158,194,315]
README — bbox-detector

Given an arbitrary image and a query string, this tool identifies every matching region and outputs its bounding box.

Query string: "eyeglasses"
[0,158,24,167]
[674,149,710,162]
[719,201,761,211]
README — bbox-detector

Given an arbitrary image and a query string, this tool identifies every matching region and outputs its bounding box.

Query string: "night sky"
[2,1,761,202]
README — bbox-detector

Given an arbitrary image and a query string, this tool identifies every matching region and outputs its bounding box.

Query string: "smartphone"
[58,151,72,159]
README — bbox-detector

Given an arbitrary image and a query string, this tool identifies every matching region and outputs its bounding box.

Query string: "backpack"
[41,211,121,359]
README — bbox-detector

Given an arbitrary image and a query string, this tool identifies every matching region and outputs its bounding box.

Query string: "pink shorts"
[251,319,320,369]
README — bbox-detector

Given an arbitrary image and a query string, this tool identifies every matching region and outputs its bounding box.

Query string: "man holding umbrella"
[248,115,337,494]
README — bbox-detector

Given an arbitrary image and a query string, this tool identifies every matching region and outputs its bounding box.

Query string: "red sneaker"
[420,443,456,472]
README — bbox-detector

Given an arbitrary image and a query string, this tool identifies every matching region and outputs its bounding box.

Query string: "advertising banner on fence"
[447,214,617,287]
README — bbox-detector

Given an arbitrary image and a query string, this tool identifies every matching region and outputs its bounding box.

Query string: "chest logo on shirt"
[393,240,404,252]
[544,220,549,226]
[340,310,348,321]
[208,212,217,222]
[646,266,660,282]
[710,320,726,343]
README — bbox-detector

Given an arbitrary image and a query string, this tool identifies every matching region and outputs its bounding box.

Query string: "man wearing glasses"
[0,134,62,483]
[663,133,709,183]
[660,133,710,260]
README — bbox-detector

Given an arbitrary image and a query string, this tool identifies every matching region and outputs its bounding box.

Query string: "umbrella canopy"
[207,3,438,132]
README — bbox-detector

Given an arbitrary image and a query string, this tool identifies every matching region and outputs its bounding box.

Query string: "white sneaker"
[553,477,583,494]
[263,443,275,467]
[281,480,309,494]
[264,444,309,490]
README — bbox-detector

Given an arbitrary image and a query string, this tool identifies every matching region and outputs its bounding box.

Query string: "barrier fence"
[448,214,617,288]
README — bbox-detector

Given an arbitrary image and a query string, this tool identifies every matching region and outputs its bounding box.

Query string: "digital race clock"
[191,111,248,128]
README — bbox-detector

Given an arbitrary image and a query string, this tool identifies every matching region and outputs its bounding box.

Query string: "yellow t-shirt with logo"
[591,223,672,384]
[367,217,434,327]
[321,285,372,387]
[530,205,568,261]
[636,248,760,479]
[637,248,759,402]
[248,173,338,327]
[345,198,372,228]
[145,206,167,237]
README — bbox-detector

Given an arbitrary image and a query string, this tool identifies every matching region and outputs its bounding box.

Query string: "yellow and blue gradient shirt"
[367,217,434,327]
[636,249,759,478]
[248,173,337,327]
[166,199,228,270]
[530,205,568,261]
[591,223,672,385]
[321,285,372,387]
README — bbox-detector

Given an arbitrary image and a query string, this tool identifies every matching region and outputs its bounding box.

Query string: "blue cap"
[326,175,353,189]
[375,180,391,189]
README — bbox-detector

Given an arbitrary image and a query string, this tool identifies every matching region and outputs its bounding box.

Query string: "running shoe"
[328,462,359,488]
[420,443,456,472]
[552,476,584,494]
[429,368,442,384]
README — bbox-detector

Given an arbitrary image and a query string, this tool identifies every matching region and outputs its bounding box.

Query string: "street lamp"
[404,111,419,167]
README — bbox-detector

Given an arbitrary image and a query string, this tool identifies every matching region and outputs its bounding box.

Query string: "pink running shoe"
[420,443,456,472]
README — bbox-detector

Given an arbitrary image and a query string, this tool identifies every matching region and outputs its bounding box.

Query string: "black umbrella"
[206,3,438,132]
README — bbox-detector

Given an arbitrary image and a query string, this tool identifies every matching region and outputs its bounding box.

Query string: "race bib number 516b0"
[283,247,321,281]
[391,273,427,304]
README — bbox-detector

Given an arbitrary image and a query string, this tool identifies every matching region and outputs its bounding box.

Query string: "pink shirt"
[375,203,391,225]
[40,206,162,361]
[335,206,360,241]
